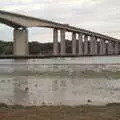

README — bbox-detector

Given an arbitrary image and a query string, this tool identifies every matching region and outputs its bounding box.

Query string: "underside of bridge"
[0,10,120,56]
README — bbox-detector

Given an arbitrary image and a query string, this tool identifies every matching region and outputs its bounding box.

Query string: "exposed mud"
[0,103,120,120]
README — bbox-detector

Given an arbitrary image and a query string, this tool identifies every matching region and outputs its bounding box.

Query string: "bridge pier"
[53,28,59,55]
[94,37,98,55]
[60,29,66,55]
[114,41,119,55]
[90,36,97,55]
[90,36,94,55]
[78,33,83,55]
[99,39,106,55]
[108,40,113,55]
[84,35,89,55]
[72,32,77,55]
[119,42,120,54]
[111,41,114,55]
[13,28,28,56]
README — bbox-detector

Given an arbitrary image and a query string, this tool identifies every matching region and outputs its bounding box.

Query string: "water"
[0,56,120,106]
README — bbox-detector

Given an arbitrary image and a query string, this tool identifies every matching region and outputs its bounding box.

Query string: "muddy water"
[0,56,120,106]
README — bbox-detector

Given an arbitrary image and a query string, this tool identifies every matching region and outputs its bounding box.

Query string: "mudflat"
[0,103,120,120]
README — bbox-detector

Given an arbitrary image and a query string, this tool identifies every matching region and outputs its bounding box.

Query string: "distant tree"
[29,42,40,55]
[0,40,74,55]
[4,42,13,55]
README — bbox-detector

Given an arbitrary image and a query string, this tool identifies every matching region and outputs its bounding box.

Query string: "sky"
[0,0,120,42]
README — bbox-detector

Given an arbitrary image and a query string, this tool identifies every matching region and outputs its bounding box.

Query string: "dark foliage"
[0,40,72,55]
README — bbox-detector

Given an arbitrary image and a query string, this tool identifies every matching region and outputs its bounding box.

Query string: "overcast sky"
[0,0,120,42]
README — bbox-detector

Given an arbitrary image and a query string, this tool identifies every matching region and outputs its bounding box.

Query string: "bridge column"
[72,32,77,55]
[110,41,114,54]
[84,35,89,55]
[78,33,83,55]
[99,39,106,55]
[114,41,119,55]
[13,28,28,56]
[108,40,113,55]
[60,29,66,55]
[53,28,59,55]
[118,42,120,54]
[95,37,98,55]
[90,36,97,55]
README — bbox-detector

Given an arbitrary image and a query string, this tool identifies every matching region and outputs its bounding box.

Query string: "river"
[0,56,120,106]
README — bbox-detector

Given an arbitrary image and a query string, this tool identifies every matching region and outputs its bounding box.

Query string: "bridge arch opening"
[29,27,53,55]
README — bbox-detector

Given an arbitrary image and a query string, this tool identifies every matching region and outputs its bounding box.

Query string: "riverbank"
[0,103,120,120]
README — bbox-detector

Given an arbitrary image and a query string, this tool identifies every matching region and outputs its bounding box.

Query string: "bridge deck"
[0,10,119,42]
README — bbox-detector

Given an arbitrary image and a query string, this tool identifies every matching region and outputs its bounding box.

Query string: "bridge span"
[0,10,120,57]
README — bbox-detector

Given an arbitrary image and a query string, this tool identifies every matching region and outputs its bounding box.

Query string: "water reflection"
[13,76,29,105]
[0,58,120,106]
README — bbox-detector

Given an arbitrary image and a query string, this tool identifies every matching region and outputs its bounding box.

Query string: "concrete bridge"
[0,10,120,57]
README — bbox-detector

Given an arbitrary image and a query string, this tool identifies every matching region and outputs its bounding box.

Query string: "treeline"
[0,41,13,55]
[0,40,74,55]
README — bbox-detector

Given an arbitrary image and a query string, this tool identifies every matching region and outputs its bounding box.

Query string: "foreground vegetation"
[0,103,120,120]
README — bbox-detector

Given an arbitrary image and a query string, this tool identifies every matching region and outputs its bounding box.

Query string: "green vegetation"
[0,41,13,55]
[0,40,73,55]
[0,40,53,55]
[29,41,53,55]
